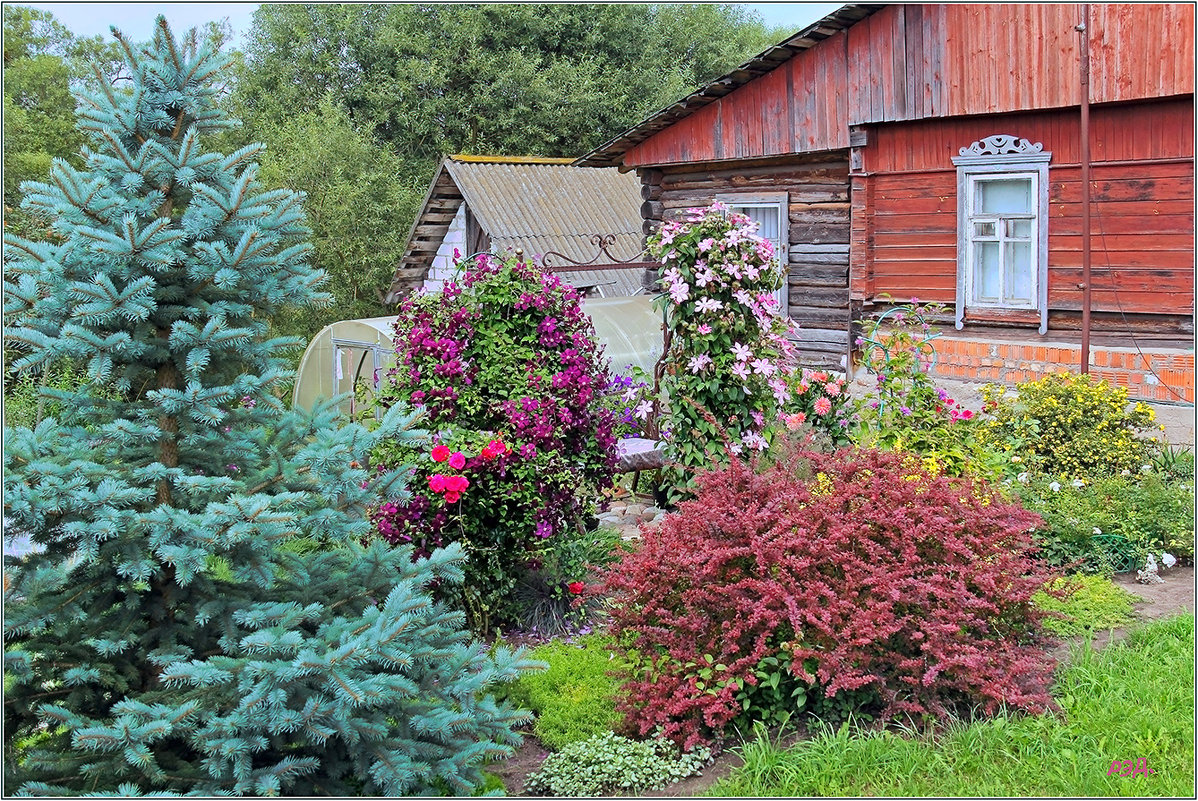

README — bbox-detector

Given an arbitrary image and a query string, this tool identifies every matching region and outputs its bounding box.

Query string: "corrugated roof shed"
[384,156,643,303]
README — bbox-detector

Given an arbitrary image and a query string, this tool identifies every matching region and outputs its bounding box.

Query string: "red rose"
[443,491,461,503]
[446,475,469,493]
[431,444,451,462]
[567,581,585,595]
[428,474,447,493]
[448,451,466,470]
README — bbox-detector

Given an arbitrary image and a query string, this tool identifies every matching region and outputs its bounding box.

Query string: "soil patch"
[1050,565,1194,662]
[494,567,1195,797]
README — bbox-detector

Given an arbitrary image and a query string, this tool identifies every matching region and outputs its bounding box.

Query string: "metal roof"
[385,156,644,302]
[576,3,886,168]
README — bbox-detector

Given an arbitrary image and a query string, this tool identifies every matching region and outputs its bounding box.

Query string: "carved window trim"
[952,135,1052,334]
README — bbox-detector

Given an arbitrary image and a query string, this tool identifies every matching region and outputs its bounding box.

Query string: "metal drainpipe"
[1078,4,1092,374]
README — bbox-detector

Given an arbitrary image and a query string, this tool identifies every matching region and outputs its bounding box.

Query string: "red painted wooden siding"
[624,3,1194,168]
[853,100,1195,317]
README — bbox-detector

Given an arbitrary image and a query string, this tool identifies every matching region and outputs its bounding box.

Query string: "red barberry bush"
[602,446,1061,749]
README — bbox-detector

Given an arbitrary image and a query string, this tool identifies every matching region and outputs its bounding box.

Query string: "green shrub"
[1018,473,1195,569]
[498,634,625,750]
[1033,574,1137,636]
[980,372,1157,478]
[525,731,711,796]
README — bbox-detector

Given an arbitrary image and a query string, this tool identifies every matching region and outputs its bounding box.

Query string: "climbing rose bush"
[601,445,1060,749]
[372,253,618,630]
[645,203,799,500]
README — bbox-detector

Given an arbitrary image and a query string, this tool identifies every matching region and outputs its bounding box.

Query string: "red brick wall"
[927,336,1194,403]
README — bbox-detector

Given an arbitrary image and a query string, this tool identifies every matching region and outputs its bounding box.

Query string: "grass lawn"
[710,614,1195,797]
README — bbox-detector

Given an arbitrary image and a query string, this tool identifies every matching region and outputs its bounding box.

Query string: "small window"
[716,192,789,315]
[952,136,1051,334]
[964,173,1037,307]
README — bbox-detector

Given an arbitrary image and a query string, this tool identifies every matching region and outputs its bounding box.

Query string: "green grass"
[710,615,1195,797]
[1035,574,1138,637]
[496,633,627,750]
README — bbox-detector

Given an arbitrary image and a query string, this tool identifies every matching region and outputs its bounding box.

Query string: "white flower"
[622,387,639,403]
[695,297,723,314]
[743,432,769,451]
[1141,463,1153,473]
[750,358,776,377]
[1049,481,1061,492]
[688,354,712,374]
[1071,478,1085,488]
[1121,469,1132,476]
[634,400,654,420]
[731,342,753,362]
[730,362,751,381]
[668,281,690,304]
[1017,472,1030,484]
[1092,527,1102,535]
[729,442,743,455]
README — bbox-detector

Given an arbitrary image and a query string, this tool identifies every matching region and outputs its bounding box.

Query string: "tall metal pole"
[1079,4,1092,374]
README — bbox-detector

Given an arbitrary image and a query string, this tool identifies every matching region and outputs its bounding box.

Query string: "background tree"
[230,3,785,339]
[253,96,424,339]
[3,18,537,794]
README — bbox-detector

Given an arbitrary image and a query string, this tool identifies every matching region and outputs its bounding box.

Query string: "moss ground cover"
[495,634,627,750]
[710,614,1195,797]
[1034,574,1138,636]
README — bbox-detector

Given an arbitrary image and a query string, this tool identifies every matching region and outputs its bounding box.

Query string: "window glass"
[977,178,1032,214]
[741,205,780,242]
[1004,242,1033,302]
[975,241,1001,301]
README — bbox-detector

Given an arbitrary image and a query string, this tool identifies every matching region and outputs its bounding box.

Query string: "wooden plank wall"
[624,4,1194,169]
[852,99,1194,328]
[640,155,852,369]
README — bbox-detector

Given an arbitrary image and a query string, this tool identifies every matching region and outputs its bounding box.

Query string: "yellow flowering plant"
[979,373,1157,478]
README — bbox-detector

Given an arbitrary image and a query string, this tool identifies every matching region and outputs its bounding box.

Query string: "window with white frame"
[952,136,1051,334]
[717,192,789,315]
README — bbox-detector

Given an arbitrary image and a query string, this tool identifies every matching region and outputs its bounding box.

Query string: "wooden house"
[383,155,646,302]
[578,3,1194,403]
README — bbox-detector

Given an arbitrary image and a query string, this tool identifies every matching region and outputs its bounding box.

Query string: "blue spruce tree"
[2,18,539,795]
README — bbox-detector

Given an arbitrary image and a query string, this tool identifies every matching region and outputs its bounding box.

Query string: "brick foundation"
[925,335,1194,404]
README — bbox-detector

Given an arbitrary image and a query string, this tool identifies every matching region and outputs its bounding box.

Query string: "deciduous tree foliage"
[236,3,783,163]
[2,18,539,795]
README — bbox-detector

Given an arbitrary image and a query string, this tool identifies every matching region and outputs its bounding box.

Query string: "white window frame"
[952,135,1051,334]
[717,192,789,316]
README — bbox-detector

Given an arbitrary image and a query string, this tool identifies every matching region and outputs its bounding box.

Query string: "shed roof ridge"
[448,154,579,165]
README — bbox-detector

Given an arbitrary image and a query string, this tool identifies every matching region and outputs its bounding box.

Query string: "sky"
[22,2,845,48]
